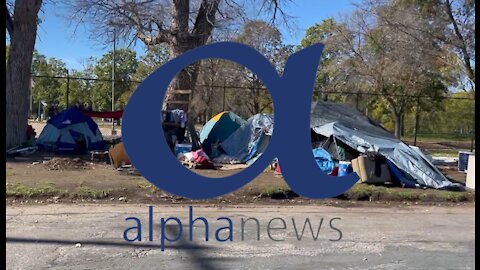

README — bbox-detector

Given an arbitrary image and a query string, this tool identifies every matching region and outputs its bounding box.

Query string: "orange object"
[109,142,131,169]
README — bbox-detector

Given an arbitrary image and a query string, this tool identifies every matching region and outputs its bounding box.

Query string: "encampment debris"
[43,157,91,171]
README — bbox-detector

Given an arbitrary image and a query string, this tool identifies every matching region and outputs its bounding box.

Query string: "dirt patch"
[42,157,92,171]
[5,154,473,207]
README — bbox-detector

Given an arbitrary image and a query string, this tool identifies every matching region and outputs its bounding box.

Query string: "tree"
[117,45,170,108]
[235,20,290,115]
[304,2,454,138]
[376,0,475,91]
[31,53,68,114]
[6,0,43,149]
[91,49,138,111]
[68,0,290,114]
[300,19,364,102]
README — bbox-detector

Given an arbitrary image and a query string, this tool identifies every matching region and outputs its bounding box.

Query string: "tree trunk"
[393,112,402,139]
[400,113,405,137]
[162,40,200,112]
[160,0,220,115]
[6,0,42,149]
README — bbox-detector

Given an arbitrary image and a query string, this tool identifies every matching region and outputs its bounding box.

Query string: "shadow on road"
[7,226,225,270]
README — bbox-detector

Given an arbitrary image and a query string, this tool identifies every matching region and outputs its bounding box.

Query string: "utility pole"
[66,70,70,108]
[111,26,117,135]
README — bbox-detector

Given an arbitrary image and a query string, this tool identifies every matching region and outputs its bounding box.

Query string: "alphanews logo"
[122,42,359,199]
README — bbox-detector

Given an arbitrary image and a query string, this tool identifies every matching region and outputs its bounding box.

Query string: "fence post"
[111,27,116,135]
[223,82,226,111]
[413,96,420,146]
[66,70,70,108]
[356,92,360,110]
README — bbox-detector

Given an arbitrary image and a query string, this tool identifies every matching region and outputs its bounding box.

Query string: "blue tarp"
[310,101,460,190]
[312,147,335,174]
[386,160,418,188]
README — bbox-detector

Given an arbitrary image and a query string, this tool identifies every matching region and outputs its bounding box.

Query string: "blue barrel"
[338,161,353,176]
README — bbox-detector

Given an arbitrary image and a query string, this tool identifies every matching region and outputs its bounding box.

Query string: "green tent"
[199,111,246,157]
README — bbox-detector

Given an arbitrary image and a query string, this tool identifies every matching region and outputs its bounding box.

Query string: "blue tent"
[37,108,105,154]
[199,111,246,157]
[221,114,273,163]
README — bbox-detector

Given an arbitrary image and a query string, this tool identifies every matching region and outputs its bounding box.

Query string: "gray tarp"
[310,101,457,189]
[221,114,273,162]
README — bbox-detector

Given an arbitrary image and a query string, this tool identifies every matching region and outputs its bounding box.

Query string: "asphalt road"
[6,204,475,270]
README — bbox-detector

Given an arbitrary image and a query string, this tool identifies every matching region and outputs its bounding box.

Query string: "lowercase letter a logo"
[122,42,358,199]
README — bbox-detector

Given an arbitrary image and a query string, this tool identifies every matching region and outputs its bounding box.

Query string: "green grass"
[428,150,461,157]
[137,182,159,194]
[244,183,474,202]
[71,187,112,199]
[6,183,68,198]
[344,183,474,202]
[403,134,474,142]
[6,183,112,200]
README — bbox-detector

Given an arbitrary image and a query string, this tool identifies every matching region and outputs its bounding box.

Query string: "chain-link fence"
[29,74,475,152]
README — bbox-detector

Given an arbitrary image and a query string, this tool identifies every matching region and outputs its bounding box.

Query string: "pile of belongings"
[178,149,215,169]
[309,101,463,190]
[197,103,463,190]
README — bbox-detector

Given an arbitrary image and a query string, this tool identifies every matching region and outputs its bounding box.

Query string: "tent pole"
[66,70,70,108]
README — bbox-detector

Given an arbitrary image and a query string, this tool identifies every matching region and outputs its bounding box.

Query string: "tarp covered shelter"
[221,113,273,163]
[199,111,246,157]
[37,108,105,154]
[310,101,458,189]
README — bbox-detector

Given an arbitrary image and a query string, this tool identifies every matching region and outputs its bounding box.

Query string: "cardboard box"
[351,155,391,184]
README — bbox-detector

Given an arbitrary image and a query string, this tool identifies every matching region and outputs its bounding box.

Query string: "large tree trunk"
[160,0,220,114]
[162,41,200,112]
[6,0,42,149]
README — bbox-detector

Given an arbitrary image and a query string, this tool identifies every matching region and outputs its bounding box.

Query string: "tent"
[199,111,246,157]
[310,101,460,190]
[37,108,105,154]
[221,113,273,163]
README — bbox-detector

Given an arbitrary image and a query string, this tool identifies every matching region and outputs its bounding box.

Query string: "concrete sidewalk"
[6,204,475,270]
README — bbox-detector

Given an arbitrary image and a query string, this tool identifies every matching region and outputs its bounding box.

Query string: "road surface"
[6,204,475,270]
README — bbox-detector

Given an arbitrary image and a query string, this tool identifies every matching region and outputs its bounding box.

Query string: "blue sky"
[20,0,358,70]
